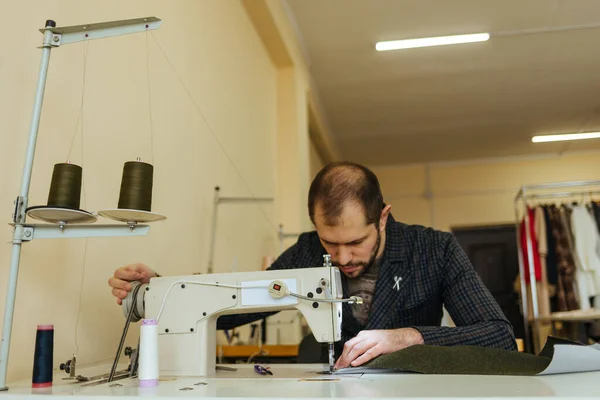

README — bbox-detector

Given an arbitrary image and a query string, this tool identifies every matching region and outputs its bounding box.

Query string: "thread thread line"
[67,40,89,164]
[74,238,89,355]
[145,32,155,164]
[149,32,283,245]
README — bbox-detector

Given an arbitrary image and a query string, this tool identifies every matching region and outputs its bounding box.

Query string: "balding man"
[109,161,516,369]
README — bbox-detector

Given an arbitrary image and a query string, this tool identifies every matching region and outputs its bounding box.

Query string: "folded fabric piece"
[336,337,599,376]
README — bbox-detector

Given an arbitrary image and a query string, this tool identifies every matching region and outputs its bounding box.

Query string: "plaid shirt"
[268,214,517,352]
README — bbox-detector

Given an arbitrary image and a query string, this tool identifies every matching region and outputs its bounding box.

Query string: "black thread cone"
[118,161,153,212]
[32,325,53,388]
[47,163,82,209]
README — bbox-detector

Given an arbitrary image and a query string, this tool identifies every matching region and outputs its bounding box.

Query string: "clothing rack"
[514,179,600,354]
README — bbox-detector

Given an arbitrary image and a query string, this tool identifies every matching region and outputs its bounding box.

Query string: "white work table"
[1,362,599,399]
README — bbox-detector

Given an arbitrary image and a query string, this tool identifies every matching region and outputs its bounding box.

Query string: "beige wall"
[372,152,600,232]
[309,137,326,180]
[0,0,326,383]
[373,152,600,328]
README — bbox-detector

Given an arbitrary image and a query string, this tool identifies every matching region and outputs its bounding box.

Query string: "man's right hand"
[108,263,157,305]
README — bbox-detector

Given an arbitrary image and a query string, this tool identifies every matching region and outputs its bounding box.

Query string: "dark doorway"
[451,224,525,343]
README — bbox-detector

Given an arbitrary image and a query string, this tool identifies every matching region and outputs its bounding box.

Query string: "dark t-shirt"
[346,260,380,326]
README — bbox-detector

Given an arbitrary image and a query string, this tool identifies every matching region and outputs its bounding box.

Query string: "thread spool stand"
[0,17,163,391]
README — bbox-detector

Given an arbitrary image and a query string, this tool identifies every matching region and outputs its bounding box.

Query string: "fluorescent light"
[532,132,600,143]
[375,33,490,51]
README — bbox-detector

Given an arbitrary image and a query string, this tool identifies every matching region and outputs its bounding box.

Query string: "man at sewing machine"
[108,161,517,369]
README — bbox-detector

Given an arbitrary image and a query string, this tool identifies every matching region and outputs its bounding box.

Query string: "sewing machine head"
[123,263,356,377]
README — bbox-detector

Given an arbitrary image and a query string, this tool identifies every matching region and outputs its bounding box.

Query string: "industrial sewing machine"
[117,255,361,378]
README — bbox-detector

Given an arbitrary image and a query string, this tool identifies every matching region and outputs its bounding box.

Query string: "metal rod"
[207,187,220,274]
[520,179,600,191]
[522,190,600,200]
[280,233,301,238]
[108,284,140,382]
[0,24,54,391]
[217,197,273,203]
[515,180,600,200]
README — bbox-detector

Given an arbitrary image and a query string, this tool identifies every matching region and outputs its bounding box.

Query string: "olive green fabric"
[363,336,582,375]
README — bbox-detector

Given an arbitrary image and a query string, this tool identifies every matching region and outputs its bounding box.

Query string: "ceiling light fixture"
[375,33,490,51]
[532,132,600,143]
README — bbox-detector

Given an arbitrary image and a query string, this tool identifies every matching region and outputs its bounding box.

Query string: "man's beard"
[337,229,381,279]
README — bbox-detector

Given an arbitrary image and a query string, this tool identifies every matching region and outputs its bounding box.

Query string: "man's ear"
[379,204,392,232]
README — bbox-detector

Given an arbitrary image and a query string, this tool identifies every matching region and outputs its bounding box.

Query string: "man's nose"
[337,246,352,266]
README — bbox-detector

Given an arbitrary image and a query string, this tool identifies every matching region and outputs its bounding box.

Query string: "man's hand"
[334,328,424,369]
[108,263,157,305]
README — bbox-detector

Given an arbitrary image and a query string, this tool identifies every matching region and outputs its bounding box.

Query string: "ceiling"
[284,0,600,166]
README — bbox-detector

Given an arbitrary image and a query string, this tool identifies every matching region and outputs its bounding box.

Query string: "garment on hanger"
[570,205,600,310]
[520,207,542,283]
[533,206,551,317]
[542,205,558,286]
[559,205,585,308]
[593,202,600,233]
[547,205,579,311]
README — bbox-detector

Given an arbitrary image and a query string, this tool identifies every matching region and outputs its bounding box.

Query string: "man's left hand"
[334,328,424,369]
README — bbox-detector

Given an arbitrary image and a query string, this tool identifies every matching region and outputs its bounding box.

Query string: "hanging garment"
[547,205,579,311]
[533,206,552,318]
[520,207,542,283]
[570,205,600,309]
[593,202,600,234]
[559,205,586,309]
[542,205,558,286]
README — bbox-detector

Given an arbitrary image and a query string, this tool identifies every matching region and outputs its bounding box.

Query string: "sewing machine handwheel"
[122,282,146,322]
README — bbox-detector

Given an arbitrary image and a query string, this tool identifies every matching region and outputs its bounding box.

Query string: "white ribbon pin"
[393,276,402,291]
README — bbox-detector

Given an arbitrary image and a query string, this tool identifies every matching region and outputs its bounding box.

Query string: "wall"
[309,137,326,180]
[0,0,301,383]
[372,152,600,232]
[372,152,600,328]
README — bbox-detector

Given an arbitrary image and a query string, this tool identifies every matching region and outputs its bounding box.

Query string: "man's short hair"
[308,161,384,227]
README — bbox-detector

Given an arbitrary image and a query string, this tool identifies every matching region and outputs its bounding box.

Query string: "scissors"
[254,365,273,376]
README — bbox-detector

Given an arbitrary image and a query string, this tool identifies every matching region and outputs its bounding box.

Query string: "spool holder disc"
[97,209,166,224]
[26,206,97,224]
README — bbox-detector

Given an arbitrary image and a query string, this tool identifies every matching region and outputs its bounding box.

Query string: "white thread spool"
[139,319,159,387]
